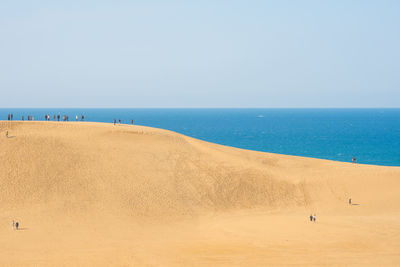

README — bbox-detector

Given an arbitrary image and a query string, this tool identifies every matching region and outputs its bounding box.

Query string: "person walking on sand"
[309,214,313,222]
[313,214,316,222]
[15,221,19,230]
[352,157,356,163]
[349,198,352,205]
[12,220,15,230]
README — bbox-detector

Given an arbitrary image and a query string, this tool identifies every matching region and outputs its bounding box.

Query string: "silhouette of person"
[15,221,19,230]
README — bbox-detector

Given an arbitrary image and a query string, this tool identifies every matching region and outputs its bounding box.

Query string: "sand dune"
[0,121,399,266]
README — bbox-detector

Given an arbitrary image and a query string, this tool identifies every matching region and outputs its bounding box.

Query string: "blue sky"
[0,0,399,107]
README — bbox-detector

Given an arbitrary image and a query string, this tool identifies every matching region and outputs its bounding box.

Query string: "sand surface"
[0,121,399,266]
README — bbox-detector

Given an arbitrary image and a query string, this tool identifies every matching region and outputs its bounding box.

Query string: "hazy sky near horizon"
[0,1,399,108]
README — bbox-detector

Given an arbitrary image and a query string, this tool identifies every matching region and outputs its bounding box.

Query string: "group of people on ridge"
[5,113,85,121]
[113,119,134,125]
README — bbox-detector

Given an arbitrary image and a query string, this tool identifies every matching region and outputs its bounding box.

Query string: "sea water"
[1,108,399,166]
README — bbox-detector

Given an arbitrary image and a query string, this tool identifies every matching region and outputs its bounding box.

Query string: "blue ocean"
[1,108,399,166]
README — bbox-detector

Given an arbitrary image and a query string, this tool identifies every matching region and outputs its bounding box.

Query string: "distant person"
[15,221,19,230]
[118,119,121,124]
[131,120,133,125]
[81,115,84,121]
[349,198,352,205]
[313,214,316,222]
[7,114,10,120]
[113,119,116,125]
[309,214,313,222]
[54,115,56,121]
[76,115,78,121]
[22,116,24,121]
[11,114,13,120]
[6,131,8,138]
[57,114,60,121]
[12,220,14,230]
[352,157,356,163]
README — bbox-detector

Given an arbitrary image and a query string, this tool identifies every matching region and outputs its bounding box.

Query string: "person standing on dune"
[313,214,316,222]
[309,214,313,222]
[15,221,19,230]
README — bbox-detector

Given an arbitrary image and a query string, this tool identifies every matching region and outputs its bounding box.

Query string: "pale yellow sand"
[0,121,399,266]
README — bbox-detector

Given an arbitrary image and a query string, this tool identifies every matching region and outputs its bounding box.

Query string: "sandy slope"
[0,121,399,266]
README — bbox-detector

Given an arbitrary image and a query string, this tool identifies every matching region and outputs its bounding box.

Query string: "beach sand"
[0,121,399,266]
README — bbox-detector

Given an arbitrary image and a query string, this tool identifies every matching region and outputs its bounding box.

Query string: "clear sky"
[0,0,399,108]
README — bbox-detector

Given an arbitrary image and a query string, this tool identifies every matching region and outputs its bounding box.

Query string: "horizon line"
[0,107,400,109]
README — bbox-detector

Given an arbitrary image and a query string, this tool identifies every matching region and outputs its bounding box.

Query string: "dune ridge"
[1,121,399,266]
